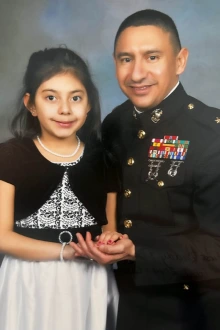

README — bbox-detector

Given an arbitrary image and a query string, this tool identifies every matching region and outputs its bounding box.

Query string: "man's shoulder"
[103,99,132,125]
[185,94,220,133]
[111,99,133,114]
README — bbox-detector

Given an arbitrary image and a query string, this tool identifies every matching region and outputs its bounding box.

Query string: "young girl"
[0,47,118,330]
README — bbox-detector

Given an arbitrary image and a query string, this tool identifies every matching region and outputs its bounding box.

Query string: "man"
[72,9,220,330]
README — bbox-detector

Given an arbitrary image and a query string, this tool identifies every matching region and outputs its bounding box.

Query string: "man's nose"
[130,59,147,83]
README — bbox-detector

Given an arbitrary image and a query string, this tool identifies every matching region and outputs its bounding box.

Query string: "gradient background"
[0,0,220,142]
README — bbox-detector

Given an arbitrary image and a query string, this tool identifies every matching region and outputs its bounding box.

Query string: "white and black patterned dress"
[0,156,118,330]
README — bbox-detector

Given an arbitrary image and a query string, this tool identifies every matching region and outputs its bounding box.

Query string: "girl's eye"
[47,95,56,101]
[72,96,81,101]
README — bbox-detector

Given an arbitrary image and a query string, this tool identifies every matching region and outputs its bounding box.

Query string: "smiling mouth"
[131,84,153,88]
[130,85,154,94]
[55,121,74,124]
[54,120,76,127]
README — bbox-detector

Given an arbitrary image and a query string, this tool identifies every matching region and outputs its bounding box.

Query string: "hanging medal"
[167,161,184,177]
[147,159,165,181]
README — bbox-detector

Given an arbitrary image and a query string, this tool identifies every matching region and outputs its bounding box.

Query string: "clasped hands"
[70,231,135,264]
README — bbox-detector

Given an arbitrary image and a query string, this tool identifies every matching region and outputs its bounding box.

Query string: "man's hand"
[70,232,135,264]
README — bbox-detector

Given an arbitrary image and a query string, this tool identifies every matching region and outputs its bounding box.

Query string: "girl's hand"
[70,236,97,260]
[95,231,128,247]
[71,232,135,264]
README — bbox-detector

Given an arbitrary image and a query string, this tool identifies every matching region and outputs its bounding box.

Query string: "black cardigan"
[0,138,118,228]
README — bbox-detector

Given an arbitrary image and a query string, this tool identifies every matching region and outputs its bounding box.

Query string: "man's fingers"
[73,232,129,264]
[98,243,124,255]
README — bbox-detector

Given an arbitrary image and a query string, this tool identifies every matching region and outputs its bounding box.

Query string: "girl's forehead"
[38,72,86,92]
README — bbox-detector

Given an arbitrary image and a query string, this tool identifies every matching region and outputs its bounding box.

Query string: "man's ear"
[23,93,37,117]
[176,47,189,75]
[113,52,118,77]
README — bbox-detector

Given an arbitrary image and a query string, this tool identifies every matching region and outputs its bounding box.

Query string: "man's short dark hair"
[114,9,181,54]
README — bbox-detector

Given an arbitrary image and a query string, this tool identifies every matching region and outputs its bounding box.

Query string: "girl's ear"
[23,93,37,117]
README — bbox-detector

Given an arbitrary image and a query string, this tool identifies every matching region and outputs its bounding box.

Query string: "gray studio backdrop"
[0,0,220,142]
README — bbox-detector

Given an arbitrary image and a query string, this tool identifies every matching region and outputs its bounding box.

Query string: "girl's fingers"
[97,232,125,245]
[76,233,95,259]
[70,242,84,256]
[97,231,111,243]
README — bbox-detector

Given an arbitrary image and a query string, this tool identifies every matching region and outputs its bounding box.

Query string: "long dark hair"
[10,47,101,143]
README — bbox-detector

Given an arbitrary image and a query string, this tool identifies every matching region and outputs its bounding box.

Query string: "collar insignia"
[151,109,163,123]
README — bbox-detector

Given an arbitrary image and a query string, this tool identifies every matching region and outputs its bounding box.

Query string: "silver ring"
[59,231,73,244]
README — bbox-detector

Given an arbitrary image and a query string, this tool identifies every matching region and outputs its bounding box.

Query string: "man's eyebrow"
[144,49,162,55]
[115,52,132,59]
[116,50,162,59]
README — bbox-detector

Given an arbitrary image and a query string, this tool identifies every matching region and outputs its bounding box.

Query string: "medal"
[147,135,190,180]
[148,136,190,160]
[167,161,184,177]
[147,159,165,181]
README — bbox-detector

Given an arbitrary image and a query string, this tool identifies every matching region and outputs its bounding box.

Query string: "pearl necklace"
[36,135,81,158]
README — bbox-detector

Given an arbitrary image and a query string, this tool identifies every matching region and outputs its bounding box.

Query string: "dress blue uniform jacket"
[102,83,220,330]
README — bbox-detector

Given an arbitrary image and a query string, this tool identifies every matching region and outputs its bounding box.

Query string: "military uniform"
[102,84,220,330]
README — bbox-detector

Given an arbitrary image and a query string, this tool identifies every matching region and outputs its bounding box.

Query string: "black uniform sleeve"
[0,141,19,186]
[102,115,121,193]
[134,141,220,287]
[104,160,121,193]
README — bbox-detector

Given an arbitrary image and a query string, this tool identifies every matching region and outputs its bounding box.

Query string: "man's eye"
[121,58,131,63]
[149,56,157,61]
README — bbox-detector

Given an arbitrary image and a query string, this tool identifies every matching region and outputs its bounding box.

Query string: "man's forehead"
[115,25,171,52]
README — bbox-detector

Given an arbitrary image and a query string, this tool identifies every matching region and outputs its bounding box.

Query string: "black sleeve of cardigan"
[0,141,19,186]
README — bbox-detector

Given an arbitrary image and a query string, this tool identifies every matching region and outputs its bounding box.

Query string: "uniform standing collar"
[134,81,180,114]
[164,81,180,100]
[133,83,188,125]
[155,82,186,111]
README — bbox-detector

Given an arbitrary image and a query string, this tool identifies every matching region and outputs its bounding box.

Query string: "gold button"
[124,189,132,198]
[183,284,189,291]
[127,157,135,166]
[188,103,194,110]
[137,130,146,139]
[124,219,132,228]
[157,181,164,187]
